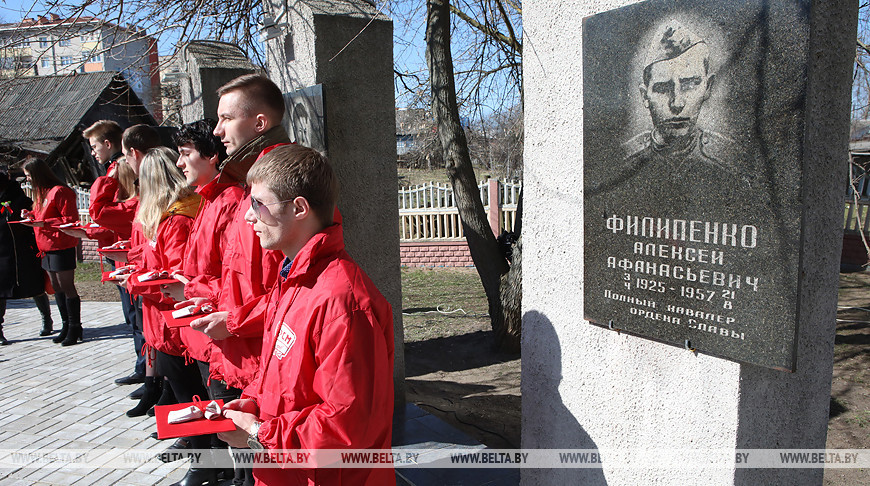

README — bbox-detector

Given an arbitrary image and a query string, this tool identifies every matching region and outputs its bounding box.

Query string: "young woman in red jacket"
[21,159,82,346]
[121,148,204,420]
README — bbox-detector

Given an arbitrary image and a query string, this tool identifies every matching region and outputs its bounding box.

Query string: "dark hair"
[23,158,66,209]
[217,74,285,125]
[83,120,123,148]
[247,144,338,227]
[122,124,161,153]
[172,119,227,162]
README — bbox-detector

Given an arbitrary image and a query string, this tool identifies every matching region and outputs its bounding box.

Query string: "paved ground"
[0,299,518,486]
[0,299,191,485]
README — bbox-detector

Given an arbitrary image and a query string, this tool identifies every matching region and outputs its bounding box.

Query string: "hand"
[174,297,211,309]
[159,281,186,301]
[217,399,261,448]
[114,273,130,288]
[20,209,32,219]
[189,311,232,340]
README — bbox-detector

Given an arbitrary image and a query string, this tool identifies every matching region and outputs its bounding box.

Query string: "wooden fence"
[398,179,521,241]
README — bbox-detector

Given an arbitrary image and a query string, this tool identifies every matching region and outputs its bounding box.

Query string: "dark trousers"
[155,351,212,451]
[196,361,254,484]
[110,259,145,375]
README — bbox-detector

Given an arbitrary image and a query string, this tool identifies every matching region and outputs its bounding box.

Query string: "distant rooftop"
[0,72,145,153]
[0,13,145,35]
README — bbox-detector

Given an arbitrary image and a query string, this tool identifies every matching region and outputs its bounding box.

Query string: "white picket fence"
[398,179,521,241]
[22,179,523,242]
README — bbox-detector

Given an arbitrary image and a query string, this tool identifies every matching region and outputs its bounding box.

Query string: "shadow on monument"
[523,310,607,485]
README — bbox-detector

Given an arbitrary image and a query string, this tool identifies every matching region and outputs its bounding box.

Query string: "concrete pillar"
[521,1,856,484]
[262,0,404,407]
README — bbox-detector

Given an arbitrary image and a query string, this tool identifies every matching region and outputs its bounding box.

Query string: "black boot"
[126,376,162,417]
[33,293,53,336]
[52,293,69,343]
[61,296,82,346]
[148,378,176,416]
[0,299,8,345]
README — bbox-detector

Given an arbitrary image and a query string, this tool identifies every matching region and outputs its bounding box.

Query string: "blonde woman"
[123,147,202,418]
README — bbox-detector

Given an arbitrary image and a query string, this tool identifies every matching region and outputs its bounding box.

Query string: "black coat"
[0,182,46,298]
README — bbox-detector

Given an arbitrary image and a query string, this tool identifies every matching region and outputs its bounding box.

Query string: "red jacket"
[127,196,201,357]
[32,185,78,252]
[178,177,245,364]
[203,193,283,389]
[183,176,245,303]
[89,176,137,241]
[242,223,395,486]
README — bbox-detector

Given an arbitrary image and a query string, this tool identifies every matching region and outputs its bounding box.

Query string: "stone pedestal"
[262,0,404,405]
[521,1,856,484]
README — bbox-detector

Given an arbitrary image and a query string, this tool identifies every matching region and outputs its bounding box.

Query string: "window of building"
[41,59,50,68]
[87,52,101,63]
[59,38,71,47]
[39,37,49,48]
[60,56,73,66]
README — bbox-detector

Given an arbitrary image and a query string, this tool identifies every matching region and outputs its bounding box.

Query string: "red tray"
[155,399,236,439]
[134,277,178,287]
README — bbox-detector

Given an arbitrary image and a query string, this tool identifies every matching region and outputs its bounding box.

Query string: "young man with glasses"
[219,144,395,486]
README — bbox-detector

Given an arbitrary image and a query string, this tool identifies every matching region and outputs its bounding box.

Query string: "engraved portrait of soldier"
[588,18,751,215]
[582,1,809,369]
[625,20,735,175]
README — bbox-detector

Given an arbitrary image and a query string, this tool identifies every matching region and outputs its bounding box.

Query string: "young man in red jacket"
[83,120,145,386]
[220,145,395,486]
[171,76,289,486]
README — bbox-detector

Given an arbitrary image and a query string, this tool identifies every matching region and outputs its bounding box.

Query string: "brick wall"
[78,239,101,262]
[400,241,474,267]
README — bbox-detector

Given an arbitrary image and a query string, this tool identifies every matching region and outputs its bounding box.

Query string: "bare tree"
[426,0,521,353]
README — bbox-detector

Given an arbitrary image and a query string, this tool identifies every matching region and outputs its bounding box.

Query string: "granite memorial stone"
[282,84,327,153]
[583,0,809,370]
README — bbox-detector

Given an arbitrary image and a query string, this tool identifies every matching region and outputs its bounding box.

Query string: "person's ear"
[639,83,650,109]
[207,154,220,168]
[292,196,311,220]
[703,74,715,102]
[254,113,269,133]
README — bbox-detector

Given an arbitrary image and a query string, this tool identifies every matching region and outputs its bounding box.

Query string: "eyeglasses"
[250,195,292,221]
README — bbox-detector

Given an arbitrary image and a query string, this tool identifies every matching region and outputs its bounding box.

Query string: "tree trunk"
[426,0,518,352]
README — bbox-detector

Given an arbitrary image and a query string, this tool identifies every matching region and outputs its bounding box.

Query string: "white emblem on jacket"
[274,322,296,359]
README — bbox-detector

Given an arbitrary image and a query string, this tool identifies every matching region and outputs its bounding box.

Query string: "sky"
[0,0,520,117]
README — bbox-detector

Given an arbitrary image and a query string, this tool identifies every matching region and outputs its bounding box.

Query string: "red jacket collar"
[282,223,344,281]
[197,174,241,200]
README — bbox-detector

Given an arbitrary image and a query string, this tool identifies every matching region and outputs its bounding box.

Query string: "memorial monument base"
[522,1,856,484]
